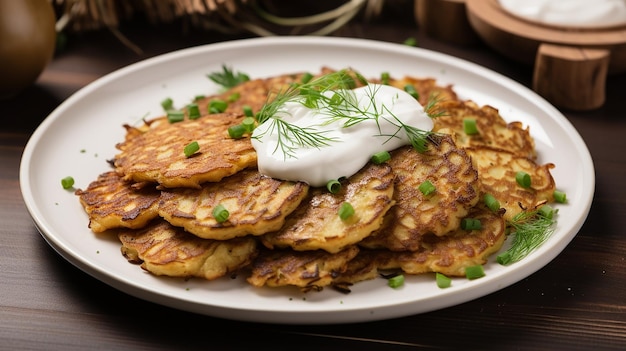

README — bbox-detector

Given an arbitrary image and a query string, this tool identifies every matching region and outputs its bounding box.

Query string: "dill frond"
[497,209,557,265]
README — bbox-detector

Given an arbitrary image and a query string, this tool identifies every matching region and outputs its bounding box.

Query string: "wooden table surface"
[2,10,626,350]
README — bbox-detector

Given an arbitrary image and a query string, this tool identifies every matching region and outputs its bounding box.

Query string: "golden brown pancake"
[375,205,507,277]
[158,169,309,241]
[75,171,160,233]
[434,100,536,159]
[247,246,359,291]
[261,163,395,254]
[467,145,556,221]
[119,220,258,280]
[340,205,506,280]
[114,112,256,188]
[360,135,480,252]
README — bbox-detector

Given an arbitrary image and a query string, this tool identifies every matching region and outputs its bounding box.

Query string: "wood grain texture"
[533,44,610,110]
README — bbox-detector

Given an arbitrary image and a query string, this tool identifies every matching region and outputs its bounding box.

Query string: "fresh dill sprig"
[497,208,557,265]
[265,117,337,159]
[424,93,448,118]
[207,65,250,90]
[253,69,435,159]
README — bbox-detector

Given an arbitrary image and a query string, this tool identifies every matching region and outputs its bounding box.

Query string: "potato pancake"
[114,112,256,188]
[434,100,536,159]
[261,163,395,253]
[339,205,506,281]
[75,171,160,233]
[119,220,258,280]
[247,246,359,290]
[158,169,308,240]
[467,145,556,221]
[360,135,480,251]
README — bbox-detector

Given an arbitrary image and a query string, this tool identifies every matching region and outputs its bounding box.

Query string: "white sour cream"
[251,84,433,187]
[498,0,626,29]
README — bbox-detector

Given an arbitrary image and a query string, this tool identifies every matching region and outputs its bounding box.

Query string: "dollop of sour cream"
[498,0,626,29]
[251,84,433,187]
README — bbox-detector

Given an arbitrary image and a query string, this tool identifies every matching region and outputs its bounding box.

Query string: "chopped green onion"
[538,204,554,219]
[167,110,184,123]
[61,176,74,189]
[242,105,254,117]
[381,72,390,85]
[465,265,485,280]
[161,97,173,111]
[228,124,246,139]
[404,84,419,100]
[212,204,229,223]
[436,272,452,289]
[515,171,532,188]
[371,151,391,164]
[338,202,355,220]
[388,274,405,289]
[301,72,313,84]
[184,141,200,157]
[193,94,205,102]
[484,193,500,212]
[461,218,482,231]
[187,103,200,119]
[403,37,417,46]
[242,117,256,133]
[228,92,240,102]
[553,190,567,203]
[327,179,341,194]
[208,99,228,114]
[463,118,479,135]
[418,180,436,196]
[329,92,344,106]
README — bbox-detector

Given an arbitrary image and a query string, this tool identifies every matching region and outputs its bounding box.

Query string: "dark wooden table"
[2,11,625,350]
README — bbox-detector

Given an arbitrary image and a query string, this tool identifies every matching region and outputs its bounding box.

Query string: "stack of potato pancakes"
[76,68,556,292]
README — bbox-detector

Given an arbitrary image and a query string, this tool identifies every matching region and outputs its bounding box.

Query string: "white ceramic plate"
[20,37,594,324]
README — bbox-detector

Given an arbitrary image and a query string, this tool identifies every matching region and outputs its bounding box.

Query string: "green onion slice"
[463,118,479,135]
[327,179,341,194]
[538,204,554,219]
[418,180,436,196]
[381,72,390,85]
[338,202,355,220]
[388,274,405,289]
[465,265,485,280]
[436,272,452,289]
[403,84,419,100]
[228,124,246,139]
[184,141,200,157]
[553,190,567,203]
[403,37,417,46]
[61,176,75,189]
[242,105,254,117]
[212,204,229,223]
[483,193,500,212]
[515,171,532,188]
[228,92,241,102]
[242,117,256,133]
[161,97,173,111]
[167,110,184,123]
[461,218,482,231]
[208,99,228,114]
[301,72,313,84]
[371,151,391,164]
[187,103,200,120]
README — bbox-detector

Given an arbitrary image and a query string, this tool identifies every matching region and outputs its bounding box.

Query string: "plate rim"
[19,36,595,324]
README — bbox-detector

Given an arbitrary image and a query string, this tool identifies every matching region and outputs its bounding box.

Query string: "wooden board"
[465,0,626,110]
